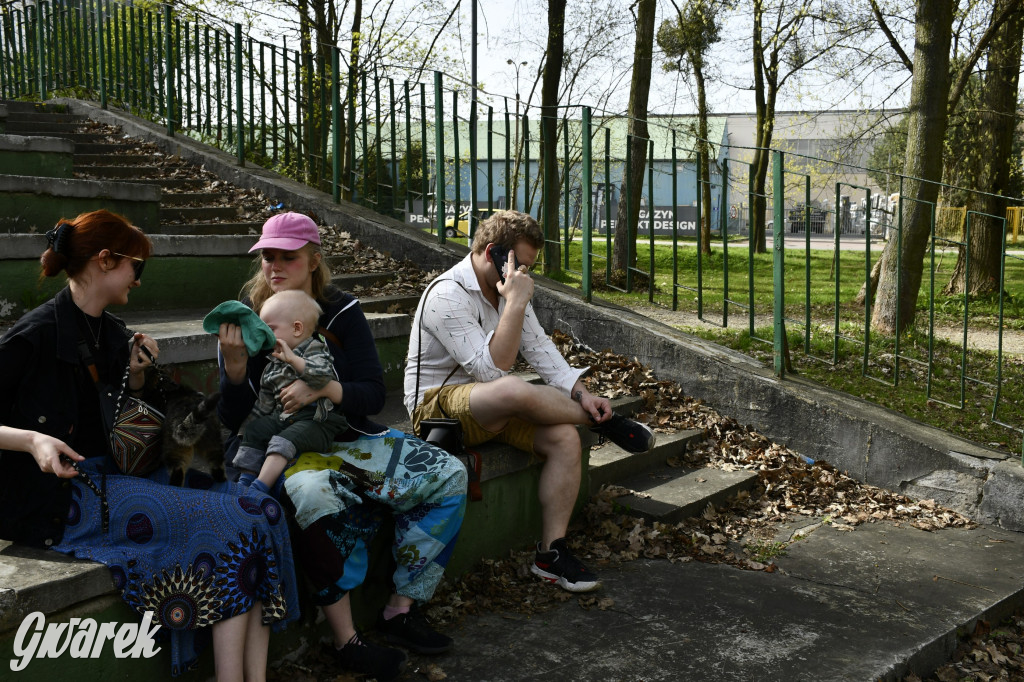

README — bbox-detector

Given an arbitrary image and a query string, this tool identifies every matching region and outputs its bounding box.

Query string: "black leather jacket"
[0,286,131,547]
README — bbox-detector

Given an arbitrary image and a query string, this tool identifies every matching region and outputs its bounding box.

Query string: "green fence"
[4,0,1023,457]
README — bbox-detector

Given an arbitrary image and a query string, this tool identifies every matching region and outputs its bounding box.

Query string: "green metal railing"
[4,0,1024,457]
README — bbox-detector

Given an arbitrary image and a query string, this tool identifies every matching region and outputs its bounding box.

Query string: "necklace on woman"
[80,309,103,350]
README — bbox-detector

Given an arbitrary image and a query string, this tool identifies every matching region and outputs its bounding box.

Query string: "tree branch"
[947,0,1020,114]
[870,0,913,73]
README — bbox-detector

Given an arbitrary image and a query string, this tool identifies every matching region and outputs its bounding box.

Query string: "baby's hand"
[270,338,296,365]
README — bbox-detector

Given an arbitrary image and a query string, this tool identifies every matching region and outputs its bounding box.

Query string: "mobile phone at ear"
[489,244,520,284]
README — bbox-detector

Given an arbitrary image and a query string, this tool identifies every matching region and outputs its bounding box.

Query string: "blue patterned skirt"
[53,458,299,676]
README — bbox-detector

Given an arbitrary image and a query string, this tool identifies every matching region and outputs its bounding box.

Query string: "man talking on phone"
[404,210,654,593]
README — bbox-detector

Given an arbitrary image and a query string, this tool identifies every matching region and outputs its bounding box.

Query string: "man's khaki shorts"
[412,383,537,455]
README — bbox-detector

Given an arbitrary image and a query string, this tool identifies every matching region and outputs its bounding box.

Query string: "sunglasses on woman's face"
[112,252,146,281]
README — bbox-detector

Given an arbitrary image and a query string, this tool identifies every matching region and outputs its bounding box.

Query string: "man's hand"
[495,249,533,305]
[578,388,612,424]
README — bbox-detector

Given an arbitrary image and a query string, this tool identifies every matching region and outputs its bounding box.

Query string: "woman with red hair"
[0,209,298,680]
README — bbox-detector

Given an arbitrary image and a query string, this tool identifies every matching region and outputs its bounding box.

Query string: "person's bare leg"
[469,376,590,432]
[212,611,249,682]
[322,594,357,647]
[386,594,415,608]
[532,423,582,549]
[242,604,269,682]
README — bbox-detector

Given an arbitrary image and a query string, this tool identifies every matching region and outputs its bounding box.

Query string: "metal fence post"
[772,150,786,378]
[331,46,340,203]
[233,23,244,165]
[96,2,106,108]
[164,4,174,136]
[35,0,45,100]
[434,71,446,243]
[582,106,593,302]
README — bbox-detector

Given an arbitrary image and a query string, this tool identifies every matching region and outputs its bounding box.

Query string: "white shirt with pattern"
[403,254,587,416]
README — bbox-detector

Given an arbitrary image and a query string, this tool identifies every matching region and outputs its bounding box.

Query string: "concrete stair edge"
[615,467,760,525]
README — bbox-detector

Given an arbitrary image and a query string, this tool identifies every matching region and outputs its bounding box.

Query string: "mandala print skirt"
[53,458,300,676]
[284,428,467,605]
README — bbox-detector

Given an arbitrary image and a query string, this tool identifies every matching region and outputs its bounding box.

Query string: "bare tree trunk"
[342,0,362,202]
[871,0,953,335]
[612,0,655,281]
[694,58,712,255]
[944,0,1023,296]
[540,0,566,274]
[749,0,770,254]
[299,0,313,184]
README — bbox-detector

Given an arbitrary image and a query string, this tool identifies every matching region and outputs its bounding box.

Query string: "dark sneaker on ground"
[328,633,407,681]
[377,603,454,654]
[531,537,601,593]
[590,413,656,454]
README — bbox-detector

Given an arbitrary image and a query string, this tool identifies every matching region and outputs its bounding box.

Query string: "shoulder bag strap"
[415,278,478,418]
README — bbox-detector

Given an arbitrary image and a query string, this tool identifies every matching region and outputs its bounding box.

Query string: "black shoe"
[378,603,453,654]
[328,633,407,681]
[590,413,656,454]
[531,537,601,593]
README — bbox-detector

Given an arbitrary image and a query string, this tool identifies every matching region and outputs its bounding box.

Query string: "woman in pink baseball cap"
[217,212,466,681]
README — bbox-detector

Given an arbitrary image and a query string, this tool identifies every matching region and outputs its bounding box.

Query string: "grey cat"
[147,370,226,486]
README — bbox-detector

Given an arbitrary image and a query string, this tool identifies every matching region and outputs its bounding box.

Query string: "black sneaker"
[590,413,656,454]
[377,603,453,654]
[531,537,600,592]
[328,633,408,681]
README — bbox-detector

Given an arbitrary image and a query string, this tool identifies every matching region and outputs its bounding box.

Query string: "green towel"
[202,300,277,356]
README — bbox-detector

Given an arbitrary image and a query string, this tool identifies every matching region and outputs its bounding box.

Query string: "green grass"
[542,240,1024,332]
[533,240,1024,457]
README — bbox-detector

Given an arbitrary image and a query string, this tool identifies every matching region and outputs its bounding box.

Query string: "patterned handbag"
[79,336,165,477]
[109,393,165,476]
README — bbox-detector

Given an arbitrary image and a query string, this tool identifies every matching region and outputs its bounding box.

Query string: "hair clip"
[45,221,72,255]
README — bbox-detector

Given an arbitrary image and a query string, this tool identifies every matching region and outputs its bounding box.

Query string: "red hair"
[40,209,152,279]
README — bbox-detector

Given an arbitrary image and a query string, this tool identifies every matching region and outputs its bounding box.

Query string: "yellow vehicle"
[443,211,471,238]
[443,209,500,238]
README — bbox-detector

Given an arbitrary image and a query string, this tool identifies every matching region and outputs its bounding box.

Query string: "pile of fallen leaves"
[905,615,1024,682]
[319,223,437,300]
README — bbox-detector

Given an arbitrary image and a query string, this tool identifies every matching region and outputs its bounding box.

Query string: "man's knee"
[535,423,581,461]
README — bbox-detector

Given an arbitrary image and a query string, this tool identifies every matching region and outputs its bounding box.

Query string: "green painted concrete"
[0,149,72,178]
[0,257,256,316]
[0,192,160,232]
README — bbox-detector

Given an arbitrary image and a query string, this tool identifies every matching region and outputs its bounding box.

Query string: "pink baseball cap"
[248,212,321,253]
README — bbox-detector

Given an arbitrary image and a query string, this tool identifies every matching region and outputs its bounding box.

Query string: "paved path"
[398,522,1024,681]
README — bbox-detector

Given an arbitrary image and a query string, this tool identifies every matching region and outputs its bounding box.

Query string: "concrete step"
[4,120,82,135]
[72,142,137,154]
[0,100,70,114]
[115,307,412,368]
[4,111,87,124]
[161,192,227,206]
[74,153,163,165]
[331,271,396,290]
[125,177,206,191]
[588,428,706,492]
[612,463,759,524]
[355,292,420,313]
[146,222,258,236]
[159,205,238,222]
[74,164,162,177]
[11,130,105,143]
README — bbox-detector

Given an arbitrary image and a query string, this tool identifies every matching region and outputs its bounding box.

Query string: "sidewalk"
[395,521,1024,681]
